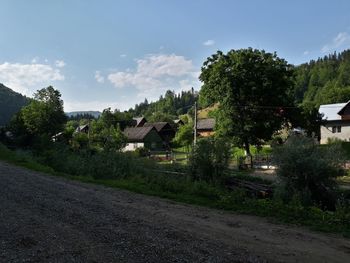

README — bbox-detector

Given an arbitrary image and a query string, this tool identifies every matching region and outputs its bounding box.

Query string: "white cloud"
[203,39,215,46]
[64,98,140,112]
[31,57,39,64]
[303,50,309,55]
[107,53,199,101]
[322,32,350,53]
[120,54,127,58]
[55,60,66,68]
[0,62,64,95]
[94,71,105,83]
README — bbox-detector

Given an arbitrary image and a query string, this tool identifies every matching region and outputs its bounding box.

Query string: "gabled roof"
[123,126,155,142]
[75,124,89,132]
[143,122,172,132]
[319,103,347,121]
[174,119,184,125]
[197,118,215,130]
[133,117,147,127]
[337,101,350,116]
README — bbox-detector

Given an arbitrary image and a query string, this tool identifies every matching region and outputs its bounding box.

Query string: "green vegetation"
[0,83,29,126]
[274,136,345,210]
[200,48,295,156]
[1,142,350,237]
[131,89,198,121]
[3,49,350,239]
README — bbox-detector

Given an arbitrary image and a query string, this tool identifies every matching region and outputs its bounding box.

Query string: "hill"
[66,111,101,119]
[0,84,29,126]
[294,49,350,106]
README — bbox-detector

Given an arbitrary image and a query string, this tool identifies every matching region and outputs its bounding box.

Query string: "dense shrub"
[273,135,345,209]
[189,137,231,182]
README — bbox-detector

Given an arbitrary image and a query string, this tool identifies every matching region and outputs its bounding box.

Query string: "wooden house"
[132,117,147,127]
[123,126,163,151]
[143,122,175,147]
[196,118,215,137]
[75,124,89,134]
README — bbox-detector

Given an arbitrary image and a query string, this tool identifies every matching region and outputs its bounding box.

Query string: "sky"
[1,0,350,112]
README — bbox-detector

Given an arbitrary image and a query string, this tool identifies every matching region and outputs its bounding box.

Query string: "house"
[197,118,215,137]
[319,101,350,144]
[133,117,147,127]
[143,122,175,147]
[123,126,163,151]
[75,124,89,133]
[174,119,184,126]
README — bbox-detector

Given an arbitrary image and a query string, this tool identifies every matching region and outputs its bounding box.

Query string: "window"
[332,126,337,133]
[337,126,342,133]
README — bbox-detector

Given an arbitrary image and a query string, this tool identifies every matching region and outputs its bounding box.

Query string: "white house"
[319,101,350,144]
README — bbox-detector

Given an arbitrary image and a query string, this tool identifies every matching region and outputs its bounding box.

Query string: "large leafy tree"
[200,48,294,155]
[20,86,66,136]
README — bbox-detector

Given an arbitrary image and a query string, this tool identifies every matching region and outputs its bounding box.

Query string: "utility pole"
[194,101,197,145]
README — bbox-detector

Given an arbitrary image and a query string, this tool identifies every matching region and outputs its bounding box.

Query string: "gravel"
[1,161,350,263]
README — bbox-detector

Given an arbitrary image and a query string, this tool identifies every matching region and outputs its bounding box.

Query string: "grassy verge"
[1,143,350,238]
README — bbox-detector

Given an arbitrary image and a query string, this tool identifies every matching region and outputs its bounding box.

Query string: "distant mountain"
[66,111,101,119]
[0,83,30,126]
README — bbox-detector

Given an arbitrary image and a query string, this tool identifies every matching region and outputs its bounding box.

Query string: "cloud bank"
[107,53,199,101]
[0,62,65,96]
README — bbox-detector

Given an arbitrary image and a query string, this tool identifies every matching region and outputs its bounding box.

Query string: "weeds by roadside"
[1,142,350,237]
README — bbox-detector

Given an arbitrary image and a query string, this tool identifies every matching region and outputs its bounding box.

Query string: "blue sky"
[1,0,350,112]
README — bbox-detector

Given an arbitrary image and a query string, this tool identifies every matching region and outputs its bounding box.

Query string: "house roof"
[143,122,172,132]
[174,119,184,124]
[197,118,215,130]
[133,117,146,127]
[319,103,347,121]
[123,126,155,142]
[75,124,89,132]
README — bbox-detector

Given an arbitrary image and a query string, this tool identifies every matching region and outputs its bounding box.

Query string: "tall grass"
[0,142,350,237]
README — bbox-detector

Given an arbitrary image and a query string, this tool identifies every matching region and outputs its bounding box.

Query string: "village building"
[196,118,215,137]
[123,126,163,151]
[143,122,175,147]
[75,124,89,134]
[319,101,350,144]
[132,117,147,127]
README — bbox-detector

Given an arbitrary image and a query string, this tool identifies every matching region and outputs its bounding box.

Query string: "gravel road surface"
[1,161,350,262]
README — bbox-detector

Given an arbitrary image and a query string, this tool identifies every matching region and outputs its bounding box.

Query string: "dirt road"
[1,161,350,262]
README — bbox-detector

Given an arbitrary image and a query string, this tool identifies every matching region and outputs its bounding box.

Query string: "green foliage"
[1,142,350,236]
[295,50,350,106]
[189,137,231,182]
[0,83,29,126]
[273,135,345,209]
[200,48,294,155]
[172,123,193,149]
[11,86,66,138]
[131,89,197,119]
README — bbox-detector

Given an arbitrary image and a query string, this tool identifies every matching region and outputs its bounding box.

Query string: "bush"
[189,137,230,182]
[273,135,345,209]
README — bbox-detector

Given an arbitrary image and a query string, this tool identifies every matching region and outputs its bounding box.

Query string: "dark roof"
[143,122,172,132]
[75,124,89,133]
[197,118,215,130]
[133,117,146,127]
[337,100,350,116]
[174,119,184,125]
[123,126,155,142]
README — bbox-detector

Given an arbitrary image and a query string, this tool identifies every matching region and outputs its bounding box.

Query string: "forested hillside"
[130,89,198,121]
[0,84,29,126]
[295,49,350,106]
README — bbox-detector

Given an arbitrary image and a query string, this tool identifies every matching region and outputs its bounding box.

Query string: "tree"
[273,135,345,209]
[172,123,193,151]
[13,86,66,137]
[200,48,294,156]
